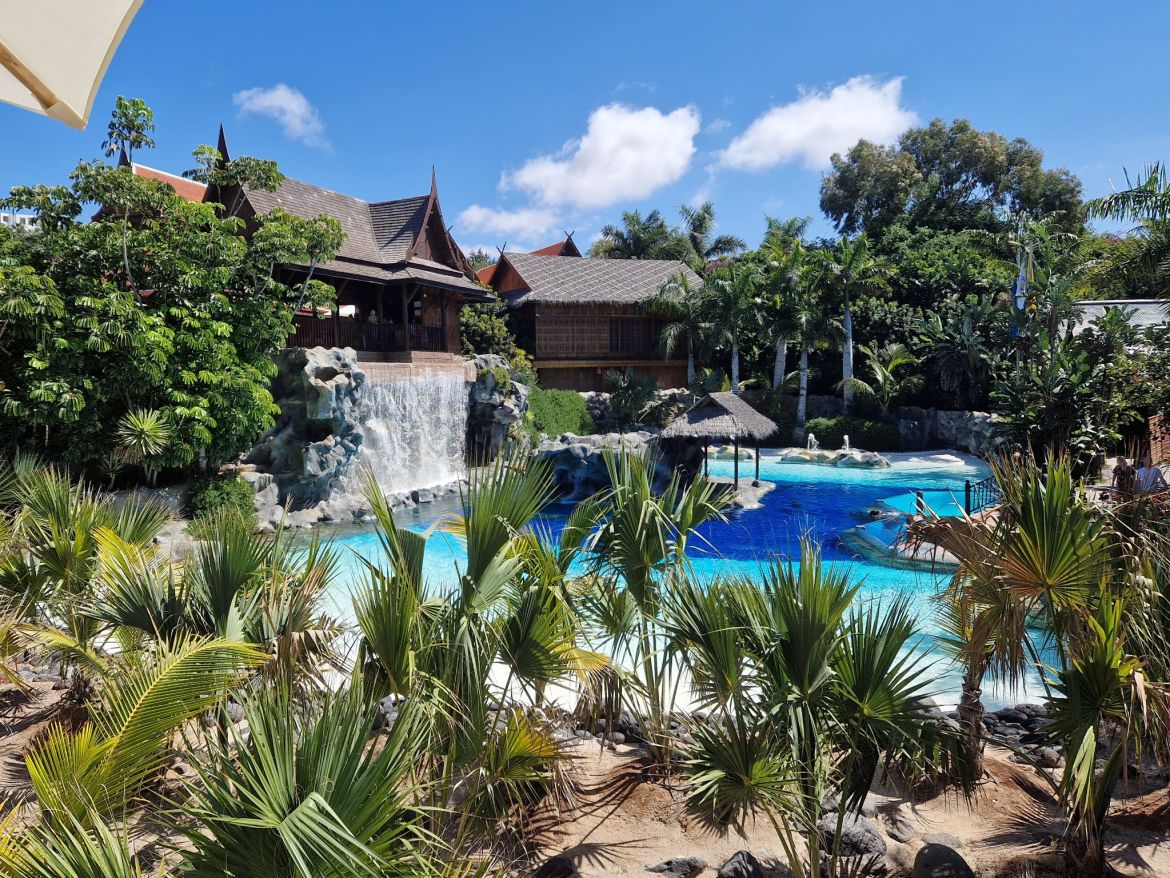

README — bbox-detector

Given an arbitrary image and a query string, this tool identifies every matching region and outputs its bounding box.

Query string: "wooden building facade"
[480,243,699,391]
[213,133,489,361]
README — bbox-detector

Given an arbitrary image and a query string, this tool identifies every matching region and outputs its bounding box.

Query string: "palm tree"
[759,237,805,391]
[836,342,923,415]
[114,408,171,486]
[642,271,712,386]
[668,541,973,876]
[678,201,745,269]
[807,234,892,413]
[791,268,832,427]
[590,209,689,260]
[705,259,764,394]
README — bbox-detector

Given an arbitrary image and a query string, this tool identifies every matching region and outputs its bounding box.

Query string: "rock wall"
[467,354,529,461]
[892,407,997,455]
[245,347,367,509]
[581,388,692,431]
[535,430,702,498]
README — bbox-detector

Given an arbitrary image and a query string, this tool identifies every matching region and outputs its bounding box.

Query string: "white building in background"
[0,210,37,230]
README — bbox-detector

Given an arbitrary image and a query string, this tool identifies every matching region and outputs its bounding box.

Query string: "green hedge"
[188,473,257,534]
[527,387,595,438]
[804,416,902,452]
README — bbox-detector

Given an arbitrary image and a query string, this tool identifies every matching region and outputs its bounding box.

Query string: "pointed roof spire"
[216,124,231,167]
[430,165,438,197]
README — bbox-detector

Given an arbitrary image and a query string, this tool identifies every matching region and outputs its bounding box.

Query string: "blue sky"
[2,0,1167,253]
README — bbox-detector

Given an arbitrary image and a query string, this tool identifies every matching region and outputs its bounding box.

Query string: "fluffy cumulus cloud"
[503,103,701,209]
[718,76,916,171]
[233,84,329,149]
[457,204,561,242]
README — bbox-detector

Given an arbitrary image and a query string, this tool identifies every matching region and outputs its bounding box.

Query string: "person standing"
[1136,455,1168,495]
[1111,455,1137,500]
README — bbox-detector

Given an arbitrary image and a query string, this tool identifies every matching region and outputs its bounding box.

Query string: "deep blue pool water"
[323,451,1045,708]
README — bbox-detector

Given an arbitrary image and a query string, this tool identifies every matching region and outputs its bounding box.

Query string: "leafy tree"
[0,99,343,475]
[590,209,689,260]
[459,298,534,381]
[464,247,495,271]
[820,118,1084,237]
[918,293,1009,410]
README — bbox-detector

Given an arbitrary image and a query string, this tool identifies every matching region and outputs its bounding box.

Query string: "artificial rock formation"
[245,347,367,509]
[535,430,703,498]
[467,354,529,461]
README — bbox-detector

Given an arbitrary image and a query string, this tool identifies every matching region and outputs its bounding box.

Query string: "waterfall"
[352,367,468,495]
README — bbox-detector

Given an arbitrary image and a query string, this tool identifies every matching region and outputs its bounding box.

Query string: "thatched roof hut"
[661,392,778,487]
[661,392,778,442]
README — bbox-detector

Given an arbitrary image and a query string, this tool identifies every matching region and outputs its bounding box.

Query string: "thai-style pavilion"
[479,241,700,390]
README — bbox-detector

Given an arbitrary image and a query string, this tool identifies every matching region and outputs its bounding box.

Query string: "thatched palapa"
[661,392,778,488]
[661,392,778,442]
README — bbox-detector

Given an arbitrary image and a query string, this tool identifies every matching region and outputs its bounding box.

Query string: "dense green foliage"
[525,386,594,438]
[804,416,902,451]
[0,100,342,478]
[187,472,257,529]
[459,297,535,383]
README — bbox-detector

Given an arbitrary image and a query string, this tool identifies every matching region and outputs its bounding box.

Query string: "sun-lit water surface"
[322,450,1046,710]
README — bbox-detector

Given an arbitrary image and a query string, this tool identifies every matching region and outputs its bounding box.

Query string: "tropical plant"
[26,634,261,823]
[590,210,689,260]
[582,451,729,769]
[604,368,667,428]
[918,293,1006,410]
[643,270,711,386]
[668,541,973,876]
[807,234,893,413]
[836,342,923,415]
[705,259,765,394]
[113,408,171,486]
[678,201,745,269]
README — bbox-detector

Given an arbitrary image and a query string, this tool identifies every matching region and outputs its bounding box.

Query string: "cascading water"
[350,367,468,495]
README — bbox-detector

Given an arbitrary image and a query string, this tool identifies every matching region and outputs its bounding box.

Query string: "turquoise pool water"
[324,451,1045,709]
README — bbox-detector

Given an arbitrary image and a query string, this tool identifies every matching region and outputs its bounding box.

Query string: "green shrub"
[804,416,902,452]
[527,387,595,438]
[188,473,257,533]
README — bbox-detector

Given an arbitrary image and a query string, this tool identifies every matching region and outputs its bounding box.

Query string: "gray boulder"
[715,850,764,878]
[911,843,974,878]
[885,815,917,843]
[646,857,707,878]
[817,813,886,857]
[920,833,963,850]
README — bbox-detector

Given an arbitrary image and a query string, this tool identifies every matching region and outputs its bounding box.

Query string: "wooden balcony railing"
[535,315,667,360]
[289,316,446,354]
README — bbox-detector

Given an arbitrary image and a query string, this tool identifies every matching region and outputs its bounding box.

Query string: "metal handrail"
[964,475,1001,514]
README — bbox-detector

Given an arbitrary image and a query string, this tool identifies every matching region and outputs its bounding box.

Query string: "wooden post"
[753,440,760,487]
[703,443,708,477]
[733,438,740,489]
[439,290,448,353]
[377,287,387,360]
[332,307,341,348]
[401,286,412,352]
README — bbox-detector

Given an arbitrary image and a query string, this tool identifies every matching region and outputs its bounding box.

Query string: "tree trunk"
[731,337,740,395]
[842,300,854,413]
[797,344,809,425]
[772,337,788,390]
[957,672,985,778]
[686,344,695,388]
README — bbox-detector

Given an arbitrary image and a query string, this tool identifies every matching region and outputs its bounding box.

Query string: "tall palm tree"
[791,267,832,427]
[678,201,745,269]
[836,342,923,415]
[643,271,712,386]
[759,238,805,390]
[1087,161,1170,293]
[705,259,764,394]
[807,234,892,413]
[590,209,688,260]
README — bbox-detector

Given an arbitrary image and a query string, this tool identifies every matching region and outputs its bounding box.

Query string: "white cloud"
[233,84,329,149]
[705,118,732,134]
[718,76,916,171]
[502,103,701,209]
[458,204,561,241]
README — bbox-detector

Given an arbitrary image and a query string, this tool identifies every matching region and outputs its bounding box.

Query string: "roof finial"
[216,124,231,167]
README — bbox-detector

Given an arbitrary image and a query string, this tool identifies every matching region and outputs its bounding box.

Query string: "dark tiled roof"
[503,253,701,306]
[369,196,428,261]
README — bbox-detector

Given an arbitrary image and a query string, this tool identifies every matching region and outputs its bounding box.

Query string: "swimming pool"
[324,450,1045,709]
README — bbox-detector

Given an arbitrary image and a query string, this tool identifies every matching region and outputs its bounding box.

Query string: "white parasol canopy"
[0,0,145,129]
